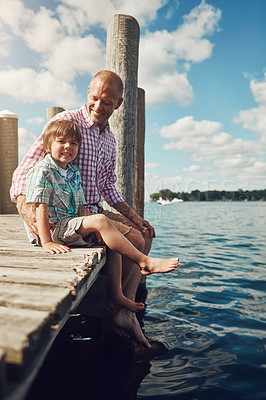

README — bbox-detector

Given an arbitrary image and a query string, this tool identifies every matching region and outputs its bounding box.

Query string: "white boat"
[157,197,184,205]
[171,198,184,203]
[157,197,172,205]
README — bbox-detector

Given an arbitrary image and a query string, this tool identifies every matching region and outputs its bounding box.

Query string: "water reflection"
[25,314,168,400]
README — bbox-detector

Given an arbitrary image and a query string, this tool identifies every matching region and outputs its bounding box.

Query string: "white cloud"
[161,116,259,162]
[160,116,221,138]
[159,111,265,185]
[0,68,81,107]
[27,116,45,125]
[250,73,266,105]
[18,127,38,160]
[183,165,201,172]
[42,35,105,80]
[145,162,167,169]
[141,71,194,107]
[58,0,167,28]
[0,0,33,36]
[139,1,221,106]
[23,7,63,53]
[234,74,266,138]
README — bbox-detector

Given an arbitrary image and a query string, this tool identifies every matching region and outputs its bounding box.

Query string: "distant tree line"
[150,188,266,202]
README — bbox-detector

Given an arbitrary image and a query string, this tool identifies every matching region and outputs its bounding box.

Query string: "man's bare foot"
[107,294,145,313]
[139,257,179,275]
[111,308,151,349]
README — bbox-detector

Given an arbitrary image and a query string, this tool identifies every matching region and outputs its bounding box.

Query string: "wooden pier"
[0,215,106,400]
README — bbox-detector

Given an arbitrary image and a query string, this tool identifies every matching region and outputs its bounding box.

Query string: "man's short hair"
[92,70,123,98]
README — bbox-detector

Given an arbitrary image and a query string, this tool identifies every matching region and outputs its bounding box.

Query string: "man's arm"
[112,201,156,238]
[35,203,70,254]
[16,195,39,239]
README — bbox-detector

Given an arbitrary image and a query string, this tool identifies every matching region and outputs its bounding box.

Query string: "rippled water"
[139,201,266,399]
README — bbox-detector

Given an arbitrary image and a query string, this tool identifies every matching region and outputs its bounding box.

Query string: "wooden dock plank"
[0,215,106,399]
[0,307,51,366]
[0,282,73,314]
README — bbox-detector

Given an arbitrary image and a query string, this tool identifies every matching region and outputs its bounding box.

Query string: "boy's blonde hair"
[43,119,82,156]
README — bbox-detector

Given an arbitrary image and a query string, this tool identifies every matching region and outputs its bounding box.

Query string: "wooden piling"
[0,110,18,214]
[106,14,140,208]
[134,88,145,218]
[46,107,65,122]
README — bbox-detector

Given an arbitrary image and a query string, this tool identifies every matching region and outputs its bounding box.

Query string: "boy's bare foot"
[111,308,151,349]
[139,257,179,275]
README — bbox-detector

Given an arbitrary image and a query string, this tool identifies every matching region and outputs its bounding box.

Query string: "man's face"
[87,78,123,131]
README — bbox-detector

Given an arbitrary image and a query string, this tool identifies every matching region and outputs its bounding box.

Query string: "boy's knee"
[87,213,109,230]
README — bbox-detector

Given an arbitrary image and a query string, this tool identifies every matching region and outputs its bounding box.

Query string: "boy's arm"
[35,203,70,254]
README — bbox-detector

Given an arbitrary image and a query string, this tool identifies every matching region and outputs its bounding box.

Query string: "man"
[10,70,155,349]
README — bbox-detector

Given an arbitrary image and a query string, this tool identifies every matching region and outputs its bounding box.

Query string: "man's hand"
[16,195,39,239]
[112,201,156,238]
[131,213,156,238]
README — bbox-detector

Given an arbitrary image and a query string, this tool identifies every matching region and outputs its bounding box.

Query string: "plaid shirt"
[26,154,85,222]
[10,105,124,212]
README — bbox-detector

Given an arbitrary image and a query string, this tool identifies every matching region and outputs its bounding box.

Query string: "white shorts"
[50,216,96,247]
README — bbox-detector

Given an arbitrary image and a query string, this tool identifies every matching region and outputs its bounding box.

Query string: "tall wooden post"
[46,107,65,122]
[0,110,18,214]
[134,88,145,218]
[106,14,140,208]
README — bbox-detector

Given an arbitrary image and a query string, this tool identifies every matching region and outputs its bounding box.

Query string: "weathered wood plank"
[0,282,73,314]
[0,307,51,367]
[0,214,106,400]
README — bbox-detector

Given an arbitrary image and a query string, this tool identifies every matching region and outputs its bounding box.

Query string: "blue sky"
[0,0,266,200]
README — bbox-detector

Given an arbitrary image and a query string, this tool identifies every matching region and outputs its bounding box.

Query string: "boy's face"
[50,135,79,169]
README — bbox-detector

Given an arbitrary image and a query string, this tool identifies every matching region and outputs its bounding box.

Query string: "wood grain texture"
[0,215,106,398]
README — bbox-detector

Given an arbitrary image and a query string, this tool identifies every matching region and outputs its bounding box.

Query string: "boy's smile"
[50,135,79,169]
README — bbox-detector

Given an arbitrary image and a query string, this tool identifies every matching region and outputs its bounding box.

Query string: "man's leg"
[104,248,144,313]
[102,210,153,349]
[121,227,152,298]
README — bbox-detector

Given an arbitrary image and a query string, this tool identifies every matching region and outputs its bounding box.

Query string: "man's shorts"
[102,209,140,236]
[50,216,96,247]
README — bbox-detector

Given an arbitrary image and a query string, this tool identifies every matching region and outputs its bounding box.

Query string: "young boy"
[26,119,179,314]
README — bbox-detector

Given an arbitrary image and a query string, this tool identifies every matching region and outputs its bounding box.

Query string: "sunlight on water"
[139,202,266,399]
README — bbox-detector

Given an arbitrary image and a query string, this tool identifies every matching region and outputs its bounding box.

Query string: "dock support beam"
[46,107,65,122]
[134,88,145,218]
[0,110,18,214]
[106,14,140,208]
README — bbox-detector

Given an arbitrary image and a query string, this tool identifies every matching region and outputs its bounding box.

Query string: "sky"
[0,0,266,200]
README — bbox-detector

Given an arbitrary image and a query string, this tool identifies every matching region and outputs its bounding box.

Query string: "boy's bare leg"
[77,215,179,275]
[104,248,144,313]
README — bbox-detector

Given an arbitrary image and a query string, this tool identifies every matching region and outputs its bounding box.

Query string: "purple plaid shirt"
[10,105,124,212]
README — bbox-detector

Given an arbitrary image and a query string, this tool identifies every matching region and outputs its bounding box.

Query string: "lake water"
[139,201,266,399]
[26,202,266,400]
